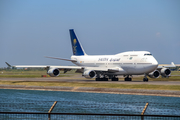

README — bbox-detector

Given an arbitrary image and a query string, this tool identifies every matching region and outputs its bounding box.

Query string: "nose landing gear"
[143,74,149,82]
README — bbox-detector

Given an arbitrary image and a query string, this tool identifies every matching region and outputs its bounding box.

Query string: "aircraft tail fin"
[69,29,86,56]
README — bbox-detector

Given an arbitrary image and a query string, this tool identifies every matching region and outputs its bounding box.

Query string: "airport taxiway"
[0,77,180,85]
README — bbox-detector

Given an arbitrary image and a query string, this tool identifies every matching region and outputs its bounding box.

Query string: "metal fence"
[1,101,180,120]
[1,112,180,120]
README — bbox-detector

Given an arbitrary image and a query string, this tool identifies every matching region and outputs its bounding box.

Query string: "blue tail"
[69,29,86,56]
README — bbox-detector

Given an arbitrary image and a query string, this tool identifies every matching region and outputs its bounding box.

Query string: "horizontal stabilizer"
[45,56,77,62]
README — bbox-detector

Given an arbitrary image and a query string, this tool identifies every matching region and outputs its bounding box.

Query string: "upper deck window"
[144,53,152,56]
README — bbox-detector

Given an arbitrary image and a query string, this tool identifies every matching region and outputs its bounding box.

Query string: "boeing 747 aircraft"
[6,29,176,82]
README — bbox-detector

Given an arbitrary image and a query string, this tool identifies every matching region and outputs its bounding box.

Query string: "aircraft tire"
[96,78,108,81]
[103,78,108,81]
[143,78,148,82]
[112,78,119,81]
[125,77,132,81]
[96,78,101,81]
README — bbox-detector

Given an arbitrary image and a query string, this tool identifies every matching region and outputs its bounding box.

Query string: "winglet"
[5,62,12,67]
[171,62,175,66]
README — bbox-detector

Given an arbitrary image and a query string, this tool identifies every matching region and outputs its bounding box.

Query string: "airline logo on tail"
[73,39,77,55]
[73,39,77,45]
[70,29,85,56]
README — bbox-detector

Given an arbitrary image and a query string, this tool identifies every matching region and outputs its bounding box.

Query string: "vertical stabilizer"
[69,29,86,56]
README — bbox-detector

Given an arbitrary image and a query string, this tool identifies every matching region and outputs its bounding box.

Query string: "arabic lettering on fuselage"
[98,58,120,62]
[110,58,120,62]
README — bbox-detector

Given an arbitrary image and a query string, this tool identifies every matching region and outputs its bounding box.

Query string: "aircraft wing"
[5,62,82,70]
[156,62,176,77]
[57,66,125,73]
[6,62,124,72]
[45,56,77,62]
[84,67,125,73]
[157,62,176,69]
[12,65,48,68]
[13,65,82,70]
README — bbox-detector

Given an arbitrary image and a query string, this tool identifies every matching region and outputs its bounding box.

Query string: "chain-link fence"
[1,112,180,120]
[1,101,180,120]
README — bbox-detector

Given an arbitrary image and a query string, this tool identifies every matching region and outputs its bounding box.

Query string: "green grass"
[0,70,180,91]
[0,80,180,91]
[0,69,75,78]
[171,71,180,75]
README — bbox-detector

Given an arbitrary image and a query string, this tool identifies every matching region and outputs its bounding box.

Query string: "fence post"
[141,102,149,120]
[48,101,57,120]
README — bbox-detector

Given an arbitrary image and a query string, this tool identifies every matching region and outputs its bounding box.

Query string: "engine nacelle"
[47,68,60,77]
[161,68,171,77]
[148,70,160,78]
[83,70,96,78]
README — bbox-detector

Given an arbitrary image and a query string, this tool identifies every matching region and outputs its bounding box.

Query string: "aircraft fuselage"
[71,51,158,75]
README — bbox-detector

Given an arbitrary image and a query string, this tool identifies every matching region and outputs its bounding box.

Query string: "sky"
[0,0,180,67]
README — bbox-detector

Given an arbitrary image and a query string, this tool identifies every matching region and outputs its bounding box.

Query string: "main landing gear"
[95,77,108,81]
[112,77,119,81]
[123,75,149,82]
[95,75,119,81]
[95,74,149,82]
[124,75,132,81]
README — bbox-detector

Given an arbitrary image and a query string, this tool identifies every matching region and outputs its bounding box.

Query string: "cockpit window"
[144,53,152,56]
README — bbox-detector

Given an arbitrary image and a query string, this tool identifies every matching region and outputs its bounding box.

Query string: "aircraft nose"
[147,56,158,68]
[152,57,158,68]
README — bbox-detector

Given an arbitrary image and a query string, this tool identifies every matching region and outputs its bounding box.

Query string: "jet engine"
[161,68,171,77]
[83,70,96,78]
[148,70,160,78]
[47,68,60,77]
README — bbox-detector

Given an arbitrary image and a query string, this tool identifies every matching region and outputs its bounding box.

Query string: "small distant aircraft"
[6,29,176,82]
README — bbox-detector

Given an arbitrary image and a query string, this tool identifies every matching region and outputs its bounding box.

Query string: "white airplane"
[6,29,176,82]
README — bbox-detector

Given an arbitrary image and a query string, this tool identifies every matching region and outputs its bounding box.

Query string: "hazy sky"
[0,0,180,67]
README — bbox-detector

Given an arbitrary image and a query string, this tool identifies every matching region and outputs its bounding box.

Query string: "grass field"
[0,69,75,78]
[0,80,180,91]
[0,69,180,91]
